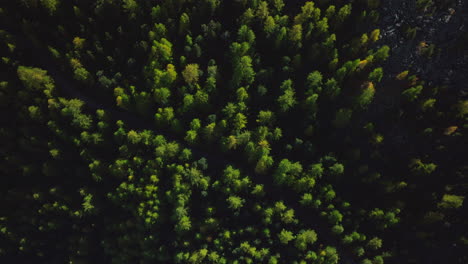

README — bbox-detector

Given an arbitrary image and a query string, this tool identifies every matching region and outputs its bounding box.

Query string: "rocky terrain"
[379,0,467,94]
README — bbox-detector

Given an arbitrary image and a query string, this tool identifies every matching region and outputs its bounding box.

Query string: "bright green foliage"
[257,110,275,125]
[151,64,177,89]
[188,248,208,263]
[227,196,245,210]
[185,130,198,144]
[369,208,400,229]
[354,247,365,257]
[316,17,329,35]
[306,71,323,94]
[368,67,383,83]
[455,100,468,117]
[155,107,175,126]
[278,229,295,244]
[73,67,91,82]
[255,154,274,174]
[17,66,54,91]
[40,0,59,14]
[327,210,343,224]
[151,38,173,64]
[409,159,437,176]
[300,193,313,205]
[295,230,318,251]
[356,82,376,108]
[332,225,344,235]
[311,163,324,178]
[281,208,296,223]
[373,45,390,62]
[367,237,383,250]
[372,255,384,264]
[294,2,320,24]
[329,163,344,176]
[305,93,319,117]
[264,16,276,36]
[237,87,249,101]
[438,194,464,209]
[273,159,303,185]
[232,55,255,87]
[182,64,200,84]
[402,85,423,102]
[289,24,303,47]
[175,215,192,233]
[421,98,436,111]
[277,88,296,112]
[233,113,248,131]
[179,13,190,35]
[238,25,256,44]
[59,98,92,129]
[154,87,171,105]
[337,4,352,25]
[324,78,340,99]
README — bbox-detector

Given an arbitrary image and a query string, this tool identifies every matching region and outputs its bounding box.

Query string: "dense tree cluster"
[0,1,466,264]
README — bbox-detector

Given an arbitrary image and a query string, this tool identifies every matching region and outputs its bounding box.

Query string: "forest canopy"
[0,1,466,264]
